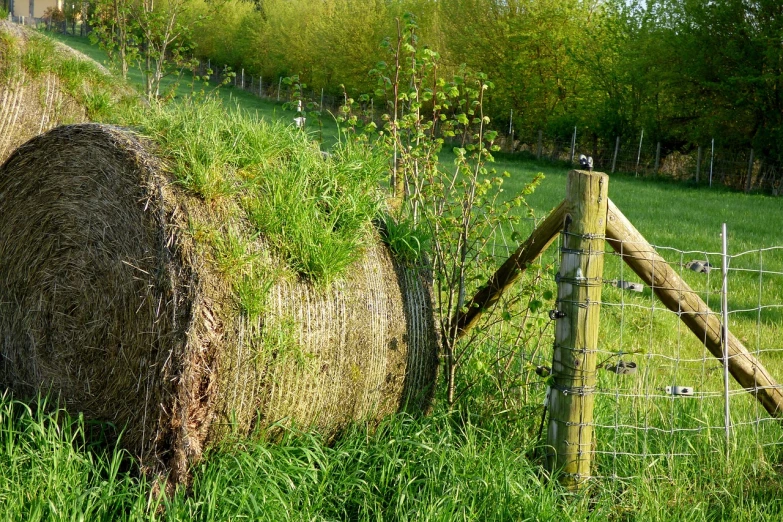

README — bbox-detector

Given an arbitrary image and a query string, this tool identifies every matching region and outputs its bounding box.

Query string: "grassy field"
[3,28,783,521]
[46,31,343,146]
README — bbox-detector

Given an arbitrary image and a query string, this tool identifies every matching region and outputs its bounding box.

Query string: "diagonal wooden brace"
[450,200,567,341]
[606,199,783,417]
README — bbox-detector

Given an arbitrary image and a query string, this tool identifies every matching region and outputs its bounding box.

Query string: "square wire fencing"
[591,234,783,482]
[479,218,783,485]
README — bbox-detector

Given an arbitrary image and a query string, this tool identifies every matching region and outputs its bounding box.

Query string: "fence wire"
[480,221,783,482]
[591,240,783,480]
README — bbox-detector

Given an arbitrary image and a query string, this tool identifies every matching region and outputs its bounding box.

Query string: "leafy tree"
[438,0,599,140]
[90,0,138,80]
[133,0,193,100]
[346,16,539,405]
[91,0,194,100]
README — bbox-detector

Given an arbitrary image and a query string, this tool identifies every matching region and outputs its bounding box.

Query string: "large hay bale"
[0,21,132,163]
[0,123,438,483]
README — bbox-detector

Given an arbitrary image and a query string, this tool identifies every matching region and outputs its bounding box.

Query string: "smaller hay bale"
[0,124,439,484]
[0,21,132,163]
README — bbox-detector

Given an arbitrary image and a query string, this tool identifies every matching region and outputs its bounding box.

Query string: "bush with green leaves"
[337,14,545,406]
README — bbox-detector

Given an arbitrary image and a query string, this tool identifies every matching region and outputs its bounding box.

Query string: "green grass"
[3,153,781,520]
[3,392,783,521]
[114,97,386,317]
[1,28,135,121]
[46,30,343,146]
[7,28,783,522]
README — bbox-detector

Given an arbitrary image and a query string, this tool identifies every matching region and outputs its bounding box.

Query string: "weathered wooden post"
[545,169,608,490]
[537,130,543,160]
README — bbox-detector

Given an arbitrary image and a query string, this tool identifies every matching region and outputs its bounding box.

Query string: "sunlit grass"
[6,27,783,522]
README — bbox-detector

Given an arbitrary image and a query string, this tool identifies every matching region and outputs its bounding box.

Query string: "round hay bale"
[0,21,132,163]
[0,124,439,483]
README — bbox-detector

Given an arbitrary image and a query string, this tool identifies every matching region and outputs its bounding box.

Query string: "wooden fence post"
[611,136,619,173]
[537,130,543,161]
[546,169,608,490]
[696,146,702,183]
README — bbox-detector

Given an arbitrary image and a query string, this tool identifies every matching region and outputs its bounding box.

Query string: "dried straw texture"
[0,21,125,163]
[0,124,439,484]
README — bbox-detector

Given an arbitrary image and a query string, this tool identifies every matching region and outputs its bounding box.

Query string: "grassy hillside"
[46,31,343,146]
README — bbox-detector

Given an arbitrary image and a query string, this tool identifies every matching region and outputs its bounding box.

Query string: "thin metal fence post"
[611,136,619,173]
[569,126,577,164]
[710,138,715,187]
[537,130,543,160]
[635,129,644,176]
[721,223,731,452]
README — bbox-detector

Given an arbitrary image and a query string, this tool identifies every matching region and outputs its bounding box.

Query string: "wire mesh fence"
[480,215,783,483]
[510,130,783,196]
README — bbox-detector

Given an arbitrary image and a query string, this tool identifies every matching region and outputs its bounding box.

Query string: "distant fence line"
[7,15,85,36]
[197,59,782,196]
[8,13,780,196]
[505,130,782,196]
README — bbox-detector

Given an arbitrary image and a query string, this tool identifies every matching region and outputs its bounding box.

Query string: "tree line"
[77,0,783,165]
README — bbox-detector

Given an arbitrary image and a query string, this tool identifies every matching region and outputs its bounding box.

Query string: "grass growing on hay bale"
[0,99,439,486]
[0,20,136,163]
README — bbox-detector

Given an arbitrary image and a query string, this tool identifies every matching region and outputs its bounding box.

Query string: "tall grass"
[3,391,783,521]
[119,98,386,290]
[0,394,154,520]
